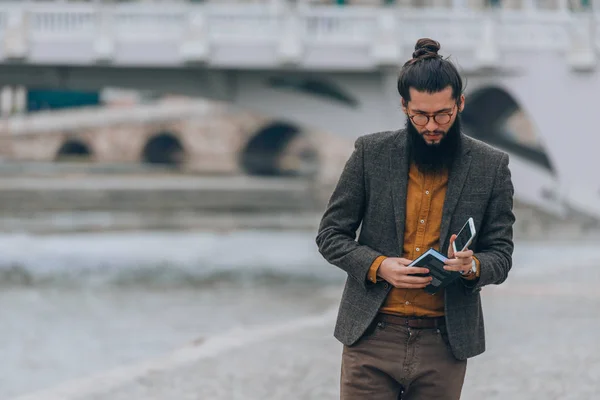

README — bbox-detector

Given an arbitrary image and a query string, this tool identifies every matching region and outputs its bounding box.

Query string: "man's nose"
[425,118,438,132]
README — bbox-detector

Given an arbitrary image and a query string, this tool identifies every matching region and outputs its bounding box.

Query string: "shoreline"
[0,170,595,240]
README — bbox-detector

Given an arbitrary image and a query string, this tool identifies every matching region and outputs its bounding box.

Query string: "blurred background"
[2,1,600,399]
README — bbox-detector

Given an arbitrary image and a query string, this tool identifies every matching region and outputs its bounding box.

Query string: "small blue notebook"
[408,248,462,294]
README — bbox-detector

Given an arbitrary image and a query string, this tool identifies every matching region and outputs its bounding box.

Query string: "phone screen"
[454,220,474,252]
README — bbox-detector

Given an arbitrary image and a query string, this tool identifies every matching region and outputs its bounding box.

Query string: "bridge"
[0,1,599,220]
[0,97,351,179]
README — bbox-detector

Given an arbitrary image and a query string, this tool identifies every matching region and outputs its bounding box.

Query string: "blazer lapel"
[439,135,472,251]
[389,132,410,255]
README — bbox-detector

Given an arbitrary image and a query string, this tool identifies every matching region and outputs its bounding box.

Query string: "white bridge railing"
[0,3,597,70]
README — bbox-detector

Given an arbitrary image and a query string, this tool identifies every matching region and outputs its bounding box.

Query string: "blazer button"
[384,283,389,289]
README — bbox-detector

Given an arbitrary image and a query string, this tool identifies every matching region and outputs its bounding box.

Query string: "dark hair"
[397,38,463,104]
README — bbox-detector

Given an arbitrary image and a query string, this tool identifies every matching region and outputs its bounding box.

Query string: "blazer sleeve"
[463,153,515,292]
[315,136,385,289]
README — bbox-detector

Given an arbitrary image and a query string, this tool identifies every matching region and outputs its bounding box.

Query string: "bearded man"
[316,38,516,400]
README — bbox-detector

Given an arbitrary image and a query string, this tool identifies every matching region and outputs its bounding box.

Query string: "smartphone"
[452,217,476,254]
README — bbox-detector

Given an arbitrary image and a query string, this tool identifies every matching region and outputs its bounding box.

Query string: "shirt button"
[405,301,410,305]
[425,190,430,195]
[416,247,420,252]
[420,219,425,224]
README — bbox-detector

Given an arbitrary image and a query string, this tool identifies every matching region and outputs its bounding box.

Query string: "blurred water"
[1,230,344,399]
[0,230,343,287]
[3,230,600,399]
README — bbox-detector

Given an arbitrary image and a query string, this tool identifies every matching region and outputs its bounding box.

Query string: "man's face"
[403,86,464,146]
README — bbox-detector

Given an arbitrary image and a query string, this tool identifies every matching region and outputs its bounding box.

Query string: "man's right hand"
[377,257,432,289]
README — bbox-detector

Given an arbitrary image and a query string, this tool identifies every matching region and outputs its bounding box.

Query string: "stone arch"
[142,132,185,167]
[461,86,555,173]
[240,121,319,177]
[55,138,92,162]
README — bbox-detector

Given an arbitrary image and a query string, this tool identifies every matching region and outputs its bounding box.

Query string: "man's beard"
[406,115,462,174]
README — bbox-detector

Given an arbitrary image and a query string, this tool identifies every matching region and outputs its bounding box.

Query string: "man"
[315,38,515,399]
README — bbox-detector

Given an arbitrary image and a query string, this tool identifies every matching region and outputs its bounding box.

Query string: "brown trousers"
[341,314,467,400]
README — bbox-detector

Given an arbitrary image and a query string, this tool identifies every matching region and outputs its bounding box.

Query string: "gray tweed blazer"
[316,129,515,360]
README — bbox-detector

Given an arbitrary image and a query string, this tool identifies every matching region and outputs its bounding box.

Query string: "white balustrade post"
[94,5,114,62]
[451,0,466,9]
[278,5,303,65]
[557,0,568,12]
[180,5,209,63]
[371,12,401,66]
[474,15,499,68]
[270,0,285,12]
[14,85,26,115]
[0,86,13,117]
[297,0,311,12]
[522,0,535,11]
[567,11,596,71]
[2,7,28,60]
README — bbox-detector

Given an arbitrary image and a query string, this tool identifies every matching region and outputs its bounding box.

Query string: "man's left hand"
[443,234,474,274]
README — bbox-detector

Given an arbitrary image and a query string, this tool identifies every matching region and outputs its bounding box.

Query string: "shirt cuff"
[462,255,480,281]
[367,256,387,283]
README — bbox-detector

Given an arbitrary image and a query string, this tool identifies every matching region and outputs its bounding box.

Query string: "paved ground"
[16,245,600,400]
[94,287,600,400]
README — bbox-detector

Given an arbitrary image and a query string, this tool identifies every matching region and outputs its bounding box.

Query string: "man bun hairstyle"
[411,38,441,60]
[397,38,464,104]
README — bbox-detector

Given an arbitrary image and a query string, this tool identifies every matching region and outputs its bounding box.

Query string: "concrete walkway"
[14,251,600,400]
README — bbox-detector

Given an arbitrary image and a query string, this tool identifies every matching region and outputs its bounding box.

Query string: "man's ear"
[401,98,408,114]
[458,95,465,113]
